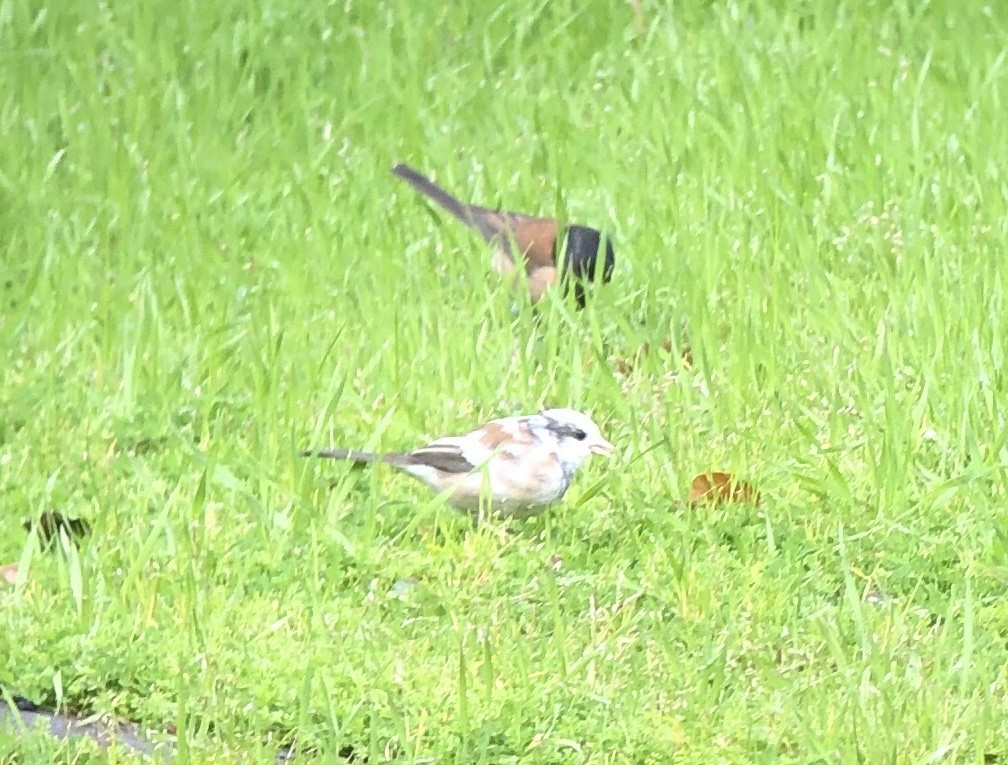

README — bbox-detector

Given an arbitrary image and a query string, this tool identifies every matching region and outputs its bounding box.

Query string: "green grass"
[2,0,1008,761]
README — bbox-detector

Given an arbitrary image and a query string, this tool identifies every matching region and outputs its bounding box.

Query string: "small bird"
[22,512,91,550]
[392,163,616,308]
[302,408,614,517]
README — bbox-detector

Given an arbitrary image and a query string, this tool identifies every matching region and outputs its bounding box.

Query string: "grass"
[2,0,1008,761]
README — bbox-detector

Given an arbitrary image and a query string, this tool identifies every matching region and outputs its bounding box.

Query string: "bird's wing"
[463,207,559,270]
[406,420,530,473]
[404,438,482,474]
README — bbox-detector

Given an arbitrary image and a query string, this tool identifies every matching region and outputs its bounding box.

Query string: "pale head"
[534,408,614,471]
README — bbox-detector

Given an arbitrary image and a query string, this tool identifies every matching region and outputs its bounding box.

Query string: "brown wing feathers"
[505,218,559,270]
[404,446,477,474]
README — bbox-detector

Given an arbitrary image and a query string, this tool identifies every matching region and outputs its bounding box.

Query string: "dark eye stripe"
[545,420,589,441]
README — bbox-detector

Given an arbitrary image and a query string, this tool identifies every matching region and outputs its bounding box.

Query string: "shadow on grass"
[0,696,359,763]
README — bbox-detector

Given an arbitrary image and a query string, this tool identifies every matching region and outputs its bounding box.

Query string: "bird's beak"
[590,437,615,457]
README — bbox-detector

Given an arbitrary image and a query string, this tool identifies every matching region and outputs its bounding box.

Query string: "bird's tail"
[300,448,380,463]
[391,164,473,225]
[301,448,413,468]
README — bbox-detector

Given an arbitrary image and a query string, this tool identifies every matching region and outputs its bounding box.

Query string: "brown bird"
[392,163,615,307]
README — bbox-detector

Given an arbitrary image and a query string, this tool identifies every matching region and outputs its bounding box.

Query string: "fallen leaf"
[612,356,635,375]
[689,472,760,506]
[680,345,693,367]
[1,563,19,585]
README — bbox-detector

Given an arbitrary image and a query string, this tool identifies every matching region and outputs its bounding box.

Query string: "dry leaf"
[689,471,760,506]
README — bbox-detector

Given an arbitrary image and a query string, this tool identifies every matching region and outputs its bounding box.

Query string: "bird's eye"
[572,428,588,441]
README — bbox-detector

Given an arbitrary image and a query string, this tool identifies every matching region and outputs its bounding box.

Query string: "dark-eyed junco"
[392,164,615,307]
[302,408,614,518]
[22,512,91,549]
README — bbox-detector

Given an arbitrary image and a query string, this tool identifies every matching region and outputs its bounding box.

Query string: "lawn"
[2,0,1008,762]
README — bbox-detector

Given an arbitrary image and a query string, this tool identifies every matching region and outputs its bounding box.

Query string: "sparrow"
[392,163,616,308]
[302,408,614,517]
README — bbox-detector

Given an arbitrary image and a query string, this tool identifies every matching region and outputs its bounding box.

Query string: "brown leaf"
[689,472,760,506]
[613,357,633,375]
[680,345,693,367]
[1,563,19,585]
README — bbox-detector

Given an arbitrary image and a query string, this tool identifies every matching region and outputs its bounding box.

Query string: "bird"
[22,512,91,550]
[391,163,616,308]
[302,408,614,517]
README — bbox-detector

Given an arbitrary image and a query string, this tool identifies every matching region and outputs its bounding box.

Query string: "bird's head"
[560,225,616,308]
[535,408,614,470]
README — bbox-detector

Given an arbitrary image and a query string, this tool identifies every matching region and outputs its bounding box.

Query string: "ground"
[1,0,1007,762]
